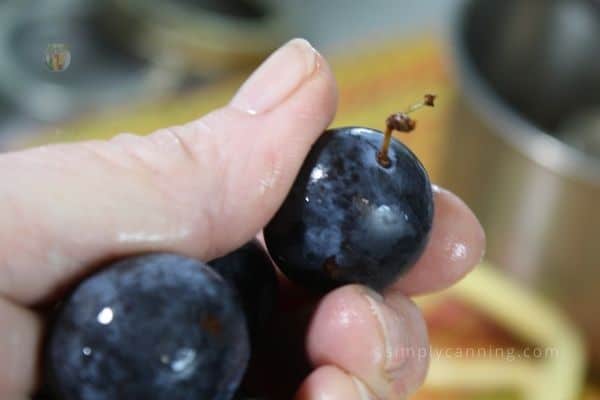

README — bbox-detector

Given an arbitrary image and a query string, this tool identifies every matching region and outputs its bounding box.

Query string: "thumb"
[0,38,338,305]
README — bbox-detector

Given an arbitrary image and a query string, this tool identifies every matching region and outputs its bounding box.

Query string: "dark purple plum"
[45,253,249,400]
[264,97,435,291]
[232,393,268,400]
[209,240,277,344]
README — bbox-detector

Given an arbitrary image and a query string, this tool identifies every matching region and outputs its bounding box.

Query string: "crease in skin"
[158,126,201,166]
[362,294,392,364]
[150,129,183,147]
[351,374,381,400]
[361,291,410,378]
[385,346,413,389]
[116,227,191,244]
[387,300,428,398]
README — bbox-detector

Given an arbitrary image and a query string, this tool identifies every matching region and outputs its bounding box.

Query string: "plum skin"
[209,240,277,344]
[45,253,249,400]
[264,127,434,292]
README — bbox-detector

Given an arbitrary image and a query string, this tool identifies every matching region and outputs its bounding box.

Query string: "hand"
[0,39,484,400]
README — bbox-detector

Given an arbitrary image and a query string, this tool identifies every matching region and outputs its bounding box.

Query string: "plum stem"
[377,94,436,167]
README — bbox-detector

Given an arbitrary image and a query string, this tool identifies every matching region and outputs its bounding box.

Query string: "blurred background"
[1,0,599,399]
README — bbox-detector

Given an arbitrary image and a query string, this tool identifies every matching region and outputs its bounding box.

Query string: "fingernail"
[361,288,410,375]
[230,38,320,115]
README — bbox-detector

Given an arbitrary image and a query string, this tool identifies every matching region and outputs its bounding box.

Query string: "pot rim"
[446,0,600,185]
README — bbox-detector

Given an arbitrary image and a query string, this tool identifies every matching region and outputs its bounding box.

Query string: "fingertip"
[306,285,429,399]
[432,184,486,262]
[294,366,366,400]
[391,185,486,295]
[229,37,338,124]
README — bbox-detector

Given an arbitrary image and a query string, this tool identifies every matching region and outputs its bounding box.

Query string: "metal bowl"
[444,0,600,367]
[0,0,179,123]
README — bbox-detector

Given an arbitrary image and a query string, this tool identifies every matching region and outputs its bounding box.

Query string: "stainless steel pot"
[444,0,600,367]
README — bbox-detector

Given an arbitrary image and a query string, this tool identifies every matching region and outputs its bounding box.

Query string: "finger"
[306,285,429,399]
[389,185,485,296]
[294,365,370,400]
[0,298,42,396]
[0,38,338,305]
